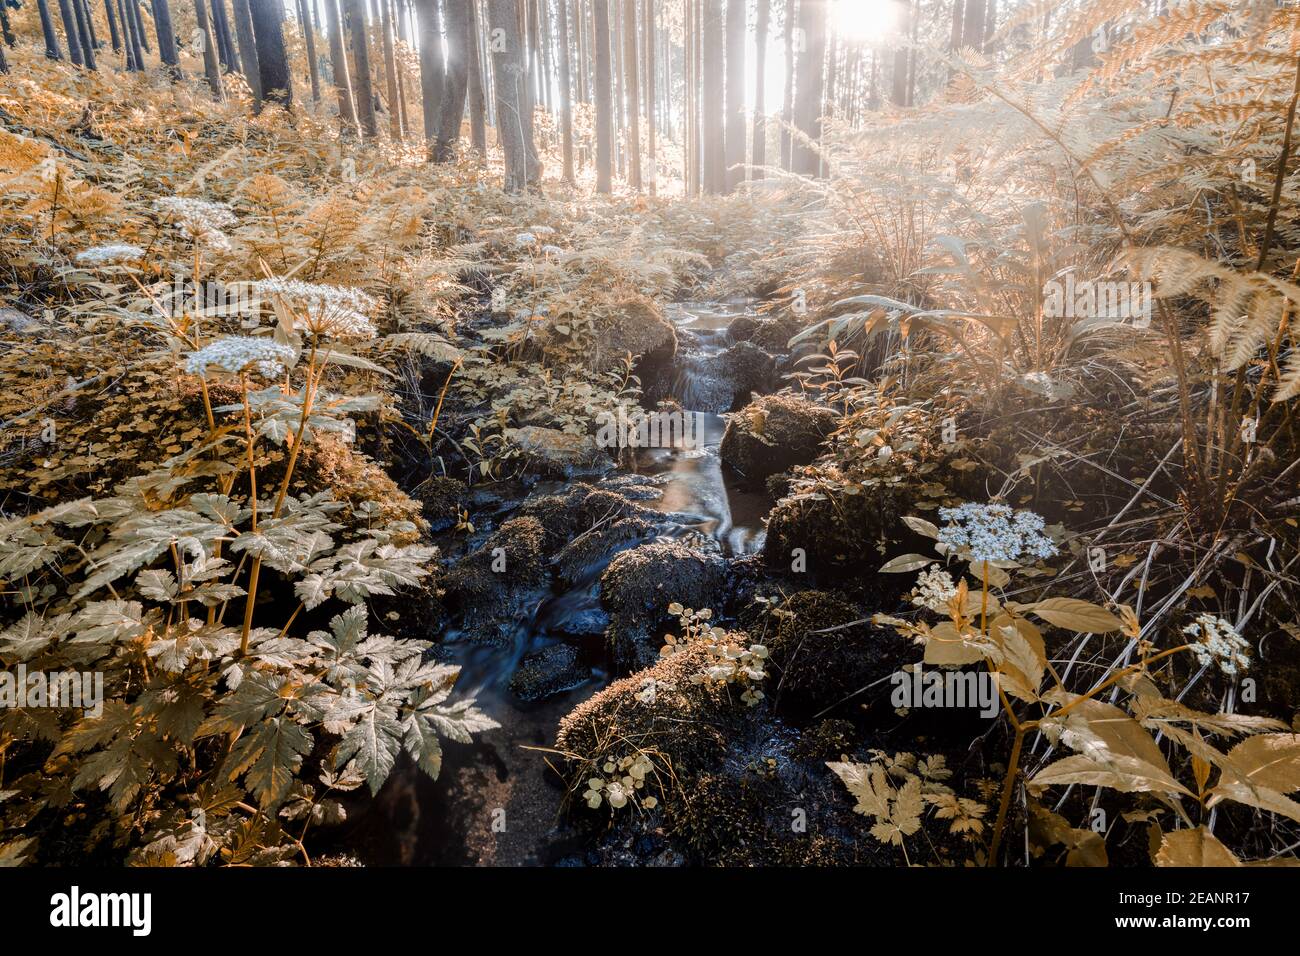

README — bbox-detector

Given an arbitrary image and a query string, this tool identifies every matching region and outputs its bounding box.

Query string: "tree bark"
[37,0,64,59]
[380,0,402,135]
[56,0,84,66]
[791,0,824,176]
[961,0,985,52]
[232,0,264,101]
[780,0,794,170]
[324,0,358,131]
[298,0,322,101]
[592,0,612,192]
[344,0,377,135]
[701,0,723,193]
[415,0,443,143]
[751,0,766,176]
[557,0,575,181]
[643,0,654,194]
[195,0,225,96]
[152,0,181,77]
[488,0,535,191]
[72,0,96,69]
[434,0,470,160]
[118,0,141,67]
[131,0,149,53]
[250,0,294,106]
[467,0,488,156]
[723,0,744,190]
[0,5,16,48]
[622,0,641,190]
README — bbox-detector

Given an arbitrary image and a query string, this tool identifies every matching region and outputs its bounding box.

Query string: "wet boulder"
[509,644,591,702]
[418,475,468,532]
[591,298,678,390]
[600,541,727,674]
[442,516,550,645]
[506,425,612,478]
[720,393,838,487]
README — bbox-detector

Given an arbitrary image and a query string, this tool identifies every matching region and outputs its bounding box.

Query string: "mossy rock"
[592,298,678,376]
[509,644,591,702]
[766,590,910,721]
[762,482,912,578]
[417,475,467,532]
[720,393,838,486]
[600,541,727,675]
[442,516,550,644]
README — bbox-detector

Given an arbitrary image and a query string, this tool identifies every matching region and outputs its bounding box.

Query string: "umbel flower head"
[154,197,237,251]
[185,336,295,379]
[911,564,958,613]
[937,502,1057,564]
[76,243,144,266]
[251,278,377,340]
[1183,614,1251,677]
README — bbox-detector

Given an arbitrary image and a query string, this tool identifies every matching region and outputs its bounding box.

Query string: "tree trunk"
[643,0,654,194]
[433,0,469,160]
[344,0,377,135]
[467,0,488,157]
[131,0,149,53]
[592,0,612,192]
[780,0,793,170]
[488,0,534,191]
[298,0,322,101]
[56,0,84,66]
[232,0,264,102]
[700,0,723,193]
[961,0,985,52]
[415,0,443,144]
[37,0,64,59]
[324,0,358,131]
[0,5,16,48]
[210,0,234,70]
[118,0,142,67]
[621,0,641,190]
[195,0,225,96]
[723,0,743,190]
[751,0,766,176]
[379,0,401,135]
[791,0,824,176]
[152,0,181,76]
[557,0,575,181]
[250,0,294,106]
[72,0,97,67]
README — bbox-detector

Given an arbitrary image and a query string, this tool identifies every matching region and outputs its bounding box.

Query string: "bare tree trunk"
[298,0,322,101]
[0,5,16,48]
[961,0,985,52]
[393,0,411,134]
[723,0,744,190]
[118,0,142,67]
[751,0,766,177]
[488,0,534,191]
[195,0,225,96]
[780,0,793,170]
[643,0,654,194]
[344,0,377,134]
[621,0,641,190]
[210,0,234,70]
[791,0,824,176]
[232,0,264,101]
[701,0,723,193]
[37,0,64,59]
[72,0,97,67]
[130,0,149,53]
[592,0,612,192]
[467,0,488,157]
[379,0,402,134]
[540,0,555,116]
[250,0,294,106]
[557,0,575,182]
[56,0,84,66]
[324,0,358,130]
[434,0,469,160]
[611,0,623,175]
[150,0,180,75]
[415,0,443,143]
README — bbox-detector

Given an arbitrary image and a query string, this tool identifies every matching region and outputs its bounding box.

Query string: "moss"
[417,475,467,532]
[600,540,727,674]
[766,590,909,721]
[591,298,678,372]
[441,516,549,644]
[720,393,838,486]
[792,719,858,761]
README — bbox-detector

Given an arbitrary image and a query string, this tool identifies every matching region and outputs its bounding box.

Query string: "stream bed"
[345,300,774,865]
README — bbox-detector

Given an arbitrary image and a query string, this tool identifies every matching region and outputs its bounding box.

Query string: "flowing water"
[344,302,770,865]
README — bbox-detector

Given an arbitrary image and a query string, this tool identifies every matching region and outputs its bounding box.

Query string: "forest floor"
[5,34,1300,870]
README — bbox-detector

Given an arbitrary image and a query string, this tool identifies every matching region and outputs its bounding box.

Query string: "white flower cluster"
[185,336,295,378]
[1183,614,1251,676]
[514,232,537,247]
[154,197,237,251]
[251,278,377,339]
[937,503,1057,564]
[911,564,958,613]
[75,243,144,266]
[583,753,657,810]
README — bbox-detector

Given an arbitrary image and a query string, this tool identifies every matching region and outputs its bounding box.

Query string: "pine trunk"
[592,0,613,193]
[433,0,470,161]
[557,0,575,182]
[791,0,824,176]
[324,0,358,131]
[344,0,377,135]
[250,0,294,106]
[723,0,744,191]
[232,0,264,102]
[415,0,443,144]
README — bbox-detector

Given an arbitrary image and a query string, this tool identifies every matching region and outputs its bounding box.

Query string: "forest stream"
[347,300,772,866]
